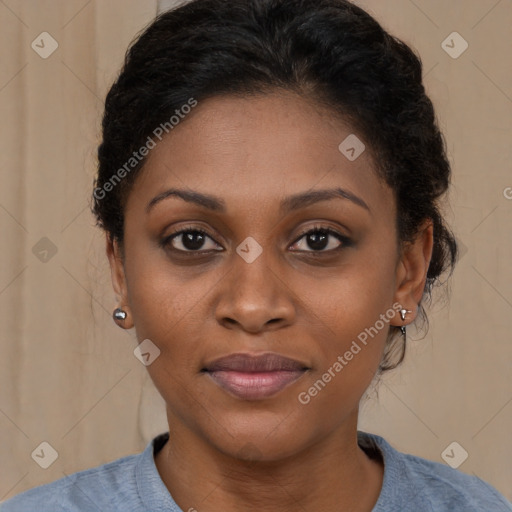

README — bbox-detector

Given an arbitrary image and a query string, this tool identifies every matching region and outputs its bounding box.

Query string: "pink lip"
[203,353,309,400]
[208,369,307,400]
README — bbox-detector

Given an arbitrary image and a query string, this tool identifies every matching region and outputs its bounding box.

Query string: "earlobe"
[391,219,434,327]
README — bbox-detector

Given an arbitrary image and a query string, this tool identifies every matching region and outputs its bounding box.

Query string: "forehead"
[127,91,393,220]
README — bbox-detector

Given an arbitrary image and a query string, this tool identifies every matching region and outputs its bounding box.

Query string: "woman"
[2,0,510,510]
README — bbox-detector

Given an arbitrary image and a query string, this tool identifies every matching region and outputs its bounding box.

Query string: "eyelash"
[292,224,351,252]
[161,224,352,256]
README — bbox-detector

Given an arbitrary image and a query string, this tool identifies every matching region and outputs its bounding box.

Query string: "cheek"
[291,251,397,397]
[301,283,390,384]
[123,237,193,328]
[128,278,203,357]
[126,268,208,409]
[294,282,392,419]
[123,249,222,373]
[296,251,397,341]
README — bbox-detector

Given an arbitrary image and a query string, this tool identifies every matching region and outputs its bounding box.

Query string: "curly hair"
[91,0,458,373]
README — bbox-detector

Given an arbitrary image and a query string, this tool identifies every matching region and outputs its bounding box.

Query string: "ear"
[106,233,134,329]
[391,219,434,326]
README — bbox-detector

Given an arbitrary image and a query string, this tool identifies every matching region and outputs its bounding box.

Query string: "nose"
[214,249,296,333]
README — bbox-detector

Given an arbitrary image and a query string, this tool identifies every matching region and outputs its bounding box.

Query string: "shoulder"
[359,431,512,512]
[0,448,144,512]
[398,451,512,511]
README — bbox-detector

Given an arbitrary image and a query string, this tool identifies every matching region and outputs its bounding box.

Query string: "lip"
[203,353,310,400]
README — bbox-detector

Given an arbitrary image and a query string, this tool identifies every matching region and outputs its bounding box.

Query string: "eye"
[161,224,351,256]
[289,225,351,253]
[162,228,223,253]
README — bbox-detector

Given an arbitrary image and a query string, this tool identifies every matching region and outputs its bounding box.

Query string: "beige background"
[1,0,511,503]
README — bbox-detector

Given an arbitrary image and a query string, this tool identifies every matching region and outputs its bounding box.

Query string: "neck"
[154,410,383,512]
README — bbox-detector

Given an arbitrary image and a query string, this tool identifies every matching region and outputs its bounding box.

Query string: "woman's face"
[107,91,431,460]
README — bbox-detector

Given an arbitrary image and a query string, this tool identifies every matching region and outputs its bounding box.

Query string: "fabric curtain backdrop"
[1,0,511,501]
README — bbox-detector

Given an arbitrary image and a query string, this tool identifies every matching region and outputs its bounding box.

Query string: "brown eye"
[290,227,351,253]
[163,228,223,253]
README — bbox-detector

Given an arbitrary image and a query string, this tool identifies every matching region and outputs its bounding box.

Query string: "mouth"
[202,352,310,400]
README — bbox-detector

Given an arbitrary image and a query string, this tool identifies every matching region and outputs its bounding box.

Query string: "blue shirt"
[1,431,510,511]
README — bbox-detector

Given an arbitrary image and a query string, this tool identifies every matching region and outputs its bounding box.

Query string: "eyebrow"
[145,187,370,215]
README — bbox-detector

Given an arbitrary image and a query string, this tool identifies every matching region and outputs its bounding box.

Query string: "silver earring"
[399,309,412,321]
[399,309,412,341]
[113,307,127,321]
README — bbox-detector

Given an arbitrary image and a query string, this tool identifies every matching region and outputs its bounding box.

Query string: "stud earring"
[113,307,127,321]
[400,309,412,321]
